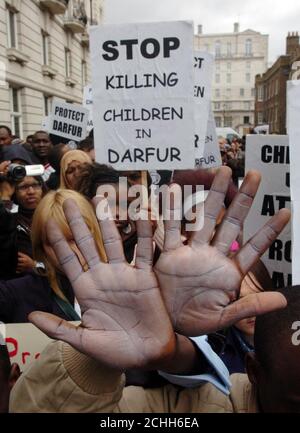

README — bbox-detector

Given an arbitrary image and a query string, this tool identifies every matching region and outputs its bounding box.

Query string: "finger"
[235,208,291,275]
[212,170,261,254]
[94,195,125,263]
[46,218,83,285]
[135,218,153,270]
[191,166,232,247]
[163,183,183,252]
[217,292,287,329]
[63,199,101,268]
[29,311,82,349]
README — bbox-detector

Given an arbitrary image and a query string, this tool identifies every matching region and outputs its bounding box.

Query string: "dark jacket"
[208,328,253,375]
[0,272,76,324]
[0,201,33,279]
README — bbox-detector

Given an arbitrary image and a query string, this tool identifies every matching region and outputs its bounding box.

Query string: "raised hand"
[29,199,175,371]
[154,167,290,336]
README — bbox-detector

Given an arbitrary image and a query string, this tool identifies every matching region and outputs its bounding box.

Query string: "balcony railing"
[64,2,87,34]
[40,0,68,15]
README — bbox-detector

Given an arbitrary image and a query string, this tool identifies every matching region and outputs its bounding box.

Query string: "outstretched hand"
[154,167,290,336]
[29,199,175,371]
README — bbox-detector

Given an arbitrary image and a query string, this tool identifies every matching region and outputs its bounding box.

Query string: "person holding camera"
[0,144,47,279]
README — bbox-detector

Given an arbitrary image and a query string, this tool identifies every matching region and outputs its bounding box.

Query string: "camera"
[7,164,45,181]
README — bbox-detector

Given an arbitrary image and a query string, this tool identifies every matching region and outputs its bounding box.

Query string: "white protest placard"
[49,100,88,141]
[287,80,300,200]
[292,200,300,284]
[195,108,222,169]
[83,84,94,133]
[90,21,194,170]
[4,323,52,372]
[194,51,214,161]
[287,80,300,284]
[244,135,291,288]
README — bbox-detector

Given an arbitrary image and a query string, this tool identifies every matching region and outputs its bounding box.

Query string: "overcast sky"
[103,0,300,64]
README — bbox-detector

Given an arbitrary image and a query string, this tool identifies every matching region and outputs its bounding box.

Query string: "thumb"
[218,292,287,329]
[29,311,82,349]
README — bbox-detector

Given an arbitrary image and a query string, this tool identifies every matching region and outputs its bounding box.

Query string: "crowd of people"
[0,123,298,413]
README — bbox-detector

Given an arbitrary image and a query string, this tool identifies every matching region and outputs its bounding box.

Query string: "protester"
[0,189,106,323]
[60,150,91,190]
[7,167,291,412]
[0,175,46,279]
[47,143,70,190]
[0,339,20,413]
[0,126,13,151]
[78,137,95,161]
[31,131,54,182]
[210,260,273,374]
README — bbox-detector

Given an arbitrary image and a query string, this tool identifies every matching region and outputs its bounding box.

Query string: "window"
[251,88,255,97]
[275,79,279,94]
[81,60,87,88]
[258,85,263,101]
[226,88,231,96]
[44,95,52,116]
[244,101,251,110]
[215,117,222,127]
[215,62,220,70]
[215,40,221,58]
[246,73,251,83]
[65,48,71,78]
[226,73,231,83]
[258,112,263,124]
[245,39,252,56]
[224,117,232,127]
[214,102,221,110]
[244,116,250,124]
[227,42,232,56]
[10,87,22,138]
[227,62,231,70]
[42,32,49,65]
[7,8,18,48]
[240,88,245,97]
[215,88,220,98]
[215,73,220,83]
[246,61,251,69]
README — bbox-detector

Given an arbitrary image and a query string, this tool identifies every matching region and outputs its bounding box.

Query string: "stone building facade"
[194,23,268,135]
[0,0,103,138]
[255,32,300,134]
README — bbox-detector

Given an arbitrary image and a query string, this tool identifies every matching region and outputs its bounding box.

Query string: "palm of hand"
[73,262,173,369]
[155,243,242,336]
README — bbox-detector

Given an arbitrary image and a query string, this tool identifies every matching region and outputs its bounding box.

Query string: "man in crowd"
[31,131,54,182]
[0,126,13,155]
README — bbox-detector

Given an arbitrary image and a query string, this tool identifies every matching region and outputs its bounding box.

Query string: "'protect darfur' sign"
[49,100,88,141]
[90,21,194,170]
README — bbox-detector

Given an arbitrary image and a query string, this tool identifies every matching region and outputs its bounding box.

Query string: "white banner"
[5,323,52,372]
[83,85,94,133]
[49,100,88,141]
[287,79,300,284]
[195,108,222,169]
[194,51,214,162]
[244,135,291,288]
[90,21,195,170]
